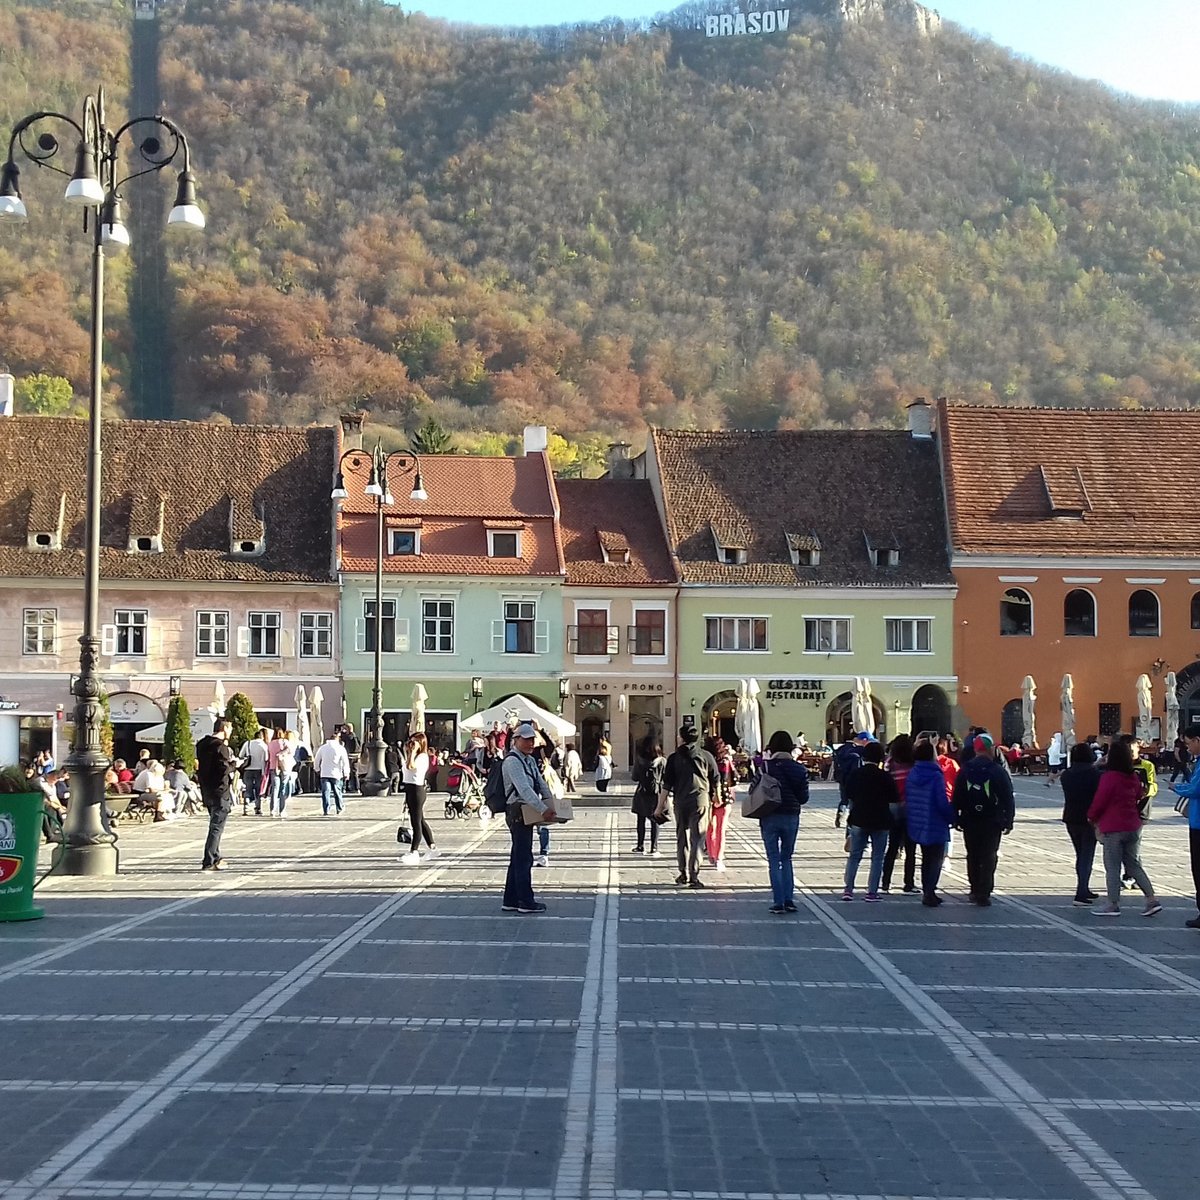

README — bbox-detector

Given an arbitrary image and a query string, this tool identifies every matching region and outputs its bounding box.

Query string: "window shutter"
[492,620,504,653]
[394,618,410,653]
[606,625,620,655]
[534,621,550,654]
[100,624,118,656]
[567,624,579,653]
[354,618,366,653]
[236,626,251,657]
[280,629,296,658]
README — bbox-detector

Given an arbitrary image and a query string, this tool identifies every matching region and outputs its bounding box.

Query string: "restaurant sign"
[764,678,825,701]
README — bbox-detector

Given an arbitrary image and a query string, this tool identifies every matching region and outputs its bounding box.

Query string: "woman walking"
[631,742,666,855]
[400,732,439,865]
[758,731,809,914]
[595,736,613,793]
[1087,739,1160,917]
[706,738,735,870]
[1060,742,1100,905]
[842,740,896,901]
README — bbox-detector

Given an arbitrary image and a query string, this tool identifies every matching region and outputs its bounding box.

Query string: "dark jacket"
[834,743,863,795]
[663,743,719,809]
[1059,763,1100,825]
[763,753,810,815]
[631,755,666,818]
[952,756,1015,831]
[844,763,898,831]
[195,735,236,808]
[904,759,955,844]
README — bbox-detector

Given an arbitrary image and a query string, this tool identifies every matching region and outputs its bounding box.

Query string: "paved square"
[4,777,1198,1200]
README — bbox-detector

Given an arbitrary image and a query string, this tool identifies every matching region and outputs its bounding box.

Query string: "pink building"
[0,415,342,766]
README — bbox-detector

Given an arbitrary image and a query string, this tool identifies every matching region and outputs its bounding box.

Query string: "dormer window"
[228,496,266,558]
[26,490,65,552]
[485,520,524,559]
[865,531,900,569]
[389,529,419,556]
[1039,464,1090,520]
[786,531,821,568]
[598,530,630,565]
[30,531,57,551]
[132,535,161,553]
[710,521,750,566]
[127,492,165,554]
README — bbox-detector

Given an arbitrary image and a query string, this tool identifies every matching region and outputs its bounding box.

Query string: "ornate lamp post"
[0,88,204,875]
[471,676,484,714]
[332,441,426,796]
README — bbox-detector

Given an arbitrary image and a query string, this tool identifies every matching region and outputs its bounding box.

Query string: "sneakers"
[534,854,548,868]
[632,846,645,854]
[400,851,421,865]
[864,892,881,903]
[841,890,854,902]
[517,902,547,914]
[501,904,519,912]
[675,873,688,885]
[922,895,944,907]
[424,847,440,861]
[1185,915,1200,929]
[1092,905,1120,916]
[1073,897,1093,907]
[649,849,661,858]
[769,904,786,915]
[901,886,919,895]
[976,896,992,907]
[688,878,705,889]
[1142,902,1163,917]
[783,902,798,913]
[715,860,727,872]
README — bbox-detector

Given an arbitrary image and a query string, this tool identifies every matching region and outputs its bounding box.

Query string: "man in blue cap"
[834,731,875,828]
[950,733,1015,905]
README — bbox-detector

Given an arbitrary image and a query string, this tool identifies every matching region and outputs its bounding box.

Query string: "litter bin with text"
[0,791,45,921]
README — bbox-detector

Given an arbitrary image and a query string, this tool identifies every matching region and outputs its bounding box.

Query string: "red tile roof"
[336,451,565,577]
[940,401,1200,555]
[556,479,677,586]
[0,416,336,583]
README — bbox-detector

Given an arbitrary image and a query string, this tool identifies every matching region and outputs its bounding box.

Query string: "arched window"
[1191,592,1200,630]
[1001,698,1023,746]
[1064,589,1096,637]
[1128,590,1160,637]
[1000,588,1033,637]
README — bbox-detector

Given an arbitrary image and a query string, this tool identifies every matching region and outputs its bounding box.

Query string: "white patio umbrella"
[733,679,749,747]
[461,694,576,739]
[209,678,227,719]
[309,686,326,748]
[851,677,874,735]
[294,685,311,750]
[1136,673,1154,743]
[411,683,428,734]
[1060,675,1075,753]
[1166,671,1180,749]
[742,678,763,756]
[1021,675,1037,748]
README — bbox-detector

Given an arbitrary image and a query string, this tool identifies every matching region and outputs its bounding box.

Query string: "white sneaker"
[400,851,421,865]
[534,854,548,867]
[424,847,440,860]
[716,860,727,872]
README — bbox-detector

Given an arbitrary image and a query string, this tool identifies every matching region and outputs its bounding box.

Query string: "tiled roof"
[940,401,1200,555]
[650,428,954,586]
[336,451,565,577]
[555,479,677,587]
[0,416,336,582]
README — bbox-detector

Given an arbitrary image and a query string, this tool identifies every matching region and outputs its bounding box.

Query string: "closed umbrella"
[309,686,325,748]
[295,685,311,750]
[733,679,748,747]
[1166,671,1180,749]
[411,683,428,734]
[1136,673,1154,743]
[852,677,874,735]
[1021,675,1037,748]
[743,679,763,756]
[210,679,227,720]
[1060,675,1075,753]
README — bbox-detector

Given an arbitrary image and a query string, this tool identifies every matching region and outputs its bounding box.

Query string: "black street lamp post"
[332,441,426,796]
[0,88,204,875]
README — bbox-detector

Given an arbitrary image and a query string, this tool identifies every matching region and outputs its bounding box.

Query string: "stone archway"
[1173,661,1200,730]
[1001,698,1023,747]
[702,690,740,747]
[825,692,887,744]
[911,685,952,737]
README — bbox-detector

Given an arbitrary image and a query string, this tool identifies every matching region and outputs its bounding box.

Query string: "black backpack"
[484,762,510,814]
[959,774,999,825]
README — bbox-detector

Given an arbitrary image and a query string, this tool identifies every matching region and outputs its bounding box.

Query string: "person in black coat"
[758,730,810,914]
[630,743,666,856]
[841,740,897,901]
[1059,741,1101,905]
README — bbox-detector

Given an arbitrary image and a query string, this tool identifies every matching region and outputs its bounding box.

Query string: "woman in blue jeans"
[842,739,897,901]
[758,731,810,914]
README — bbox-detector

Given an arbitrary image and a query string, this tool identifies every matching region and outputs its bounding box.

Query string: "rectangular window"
[705,616,768,652]
[388,529,418,556]
[300,612,333,659]
[196,611,229,658]
[1098,702,1122,738]
[247,610,281,658]
[22,608,57,655]
[505,600,536,654]
[364,598,397,653]
[632,609,666,657]
[885,617,932,654]
[804,617,851,653]
[422,599,455,654]
[114,609,148,656]
[489,531,520,558]
[575,608,609,655]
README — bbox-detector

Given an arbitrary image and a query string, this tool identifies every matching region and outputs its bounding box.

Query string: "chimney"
[523,425,548,456]
[606,441,633,479]
[0,374,13,417]
[907,398,933,440]
[339,409,366,452]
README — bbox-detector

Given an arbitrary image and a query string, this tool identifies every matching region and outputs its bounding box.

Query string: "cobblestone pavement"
[3,776,1198,1200]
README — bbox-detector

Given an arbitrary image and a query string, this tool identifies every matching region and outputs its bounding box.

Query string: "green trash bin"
[0,791,46,922]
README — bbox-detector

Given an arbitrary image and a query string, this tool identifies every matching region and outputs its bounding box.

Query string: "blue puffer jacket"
[1173,768,1200,831]
[904,758,955,844]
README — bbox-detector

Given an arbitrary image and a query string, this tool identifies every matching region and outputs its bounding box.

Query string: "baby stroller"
[444,760,485,819]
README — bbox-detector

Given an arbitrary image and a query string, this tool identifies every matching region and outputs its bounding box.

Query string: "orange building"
[939,400,1200,746]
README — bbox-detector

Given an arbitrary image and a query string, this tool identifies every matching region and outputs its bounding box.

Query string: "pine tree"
[98,692,114,760]
[410,417,454,455]
[164,695,197,771]
[224,692,260,752]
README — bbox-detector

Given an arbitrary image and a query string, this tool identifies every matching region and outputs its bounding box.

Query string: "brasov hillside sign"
[704,9,792,36]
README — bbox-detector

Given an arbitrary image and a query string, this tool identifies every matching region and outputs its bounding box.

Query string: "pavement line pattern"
[264,1015,579,1029]
[618,1019,937,1036]
[359,938,589,948]
[629,941,853,952]
[0,815,398,984]
[187,1082,570,1098]
[616,1087,1009,1108]
[323,971,587,982]
[922,984,1183,995]
[618,975,883,989]
[12,821,498,1200]
[589,812,621,1200]
[554,812,616,1200]
[728,824,1158,1200]
[26,968,287,978]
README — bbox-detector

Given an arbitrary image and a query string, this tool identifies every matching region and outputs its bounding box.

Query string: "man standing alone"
[501,723,557,913]
[196,718,237,871]
[657,725,719,888]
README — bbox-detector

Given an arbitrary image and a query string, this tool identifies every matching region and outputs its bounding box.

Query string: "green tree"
[224,692,260,752]
[164,695,196,771]
[15,373,74,415]
[98,692,114,761]
[410,416,454,454]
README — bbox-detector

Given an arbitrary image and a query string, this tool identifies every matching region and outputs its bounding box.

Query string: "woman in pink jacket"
[1087,739,1161,917]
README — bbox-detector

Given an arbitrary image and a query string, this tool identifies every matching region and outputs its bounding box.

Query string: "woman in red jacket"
[1087,739,1161,917]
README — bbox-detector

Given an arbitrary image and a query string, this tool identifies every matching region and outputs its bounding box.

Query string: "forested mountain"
[4,0,1200,458]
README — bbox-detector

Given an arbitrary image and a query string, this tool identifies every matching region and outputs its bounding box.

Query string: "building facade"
[642,414,958,747]
[940,400,1200,744]
[0,416,342,766]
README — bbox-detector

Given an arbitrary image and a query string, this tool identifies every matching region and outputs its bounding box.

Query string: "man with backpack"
[498,723,557,913]
[834,731,871,827]
[196,718,238,871]
[951,733,1015,905]
[656,725,719,888]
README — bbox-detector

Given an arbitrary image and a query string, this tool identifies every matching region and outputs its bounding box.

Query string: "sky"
[406,0,1200,105]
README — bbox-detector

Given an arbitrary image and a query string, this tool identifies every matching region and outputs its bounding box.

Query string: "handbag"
[742,763,782,819]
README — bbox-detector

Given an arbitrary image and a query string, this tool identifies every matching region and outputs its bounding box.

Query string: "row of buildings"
[1,397,1197,773]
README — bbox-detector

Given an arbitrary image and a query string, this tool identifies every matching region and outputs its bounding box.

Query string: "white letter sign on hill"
[705,9,791,37]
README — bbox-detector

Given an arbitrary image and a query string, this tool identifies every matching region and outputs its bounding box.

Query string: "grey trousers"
[1100,828,1153,904]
